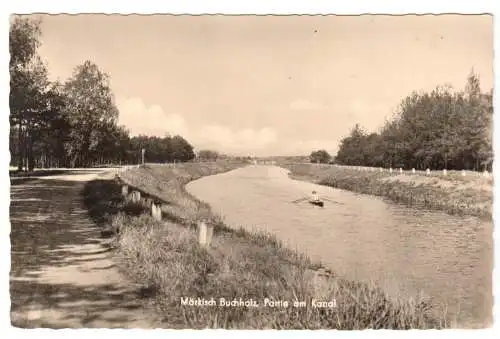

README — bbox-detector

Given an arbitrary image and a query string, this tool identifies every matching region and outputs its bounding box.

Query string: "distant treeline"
[9,17,200,171]
[124,135,195,164]
[332,73,493,171]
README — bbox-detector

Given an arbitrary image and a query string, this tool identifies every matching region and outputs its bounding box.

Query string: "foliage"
[335,72,493,171]
[197,149,220,161]
[309,149,332,164]
[9,16,49,170]
[128,135,195,164]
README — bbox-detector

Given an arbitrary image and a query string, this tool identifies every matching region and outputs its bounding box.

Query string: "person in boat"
[311,190,320,202]
[292,191,321,203]
[309,191,324,207]
[291,190,342,206]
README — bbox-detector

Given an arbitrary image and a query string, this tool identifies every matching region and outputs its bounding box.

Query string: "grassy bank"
[88,161,445,329]
[281,163,492,220]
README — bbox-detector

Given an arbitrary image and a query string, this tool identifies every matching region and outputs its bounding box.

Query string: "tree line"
[328,72,493,171]
[9,17,197,171]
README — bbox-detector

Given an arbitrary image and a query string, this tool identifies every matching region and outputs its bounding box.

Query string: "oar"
[321,197,344,205]
[291,197,308,204]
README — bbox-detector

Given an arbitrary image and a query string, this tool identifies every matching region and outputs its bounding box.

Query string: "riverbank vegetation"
[281,163,492,220]
[333,72,492,171]
[288,72,493,219]
[88,163,447,329]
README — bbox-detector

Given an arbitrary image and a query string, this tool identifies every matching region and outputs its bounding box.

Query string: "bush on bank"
[99,162,445,329]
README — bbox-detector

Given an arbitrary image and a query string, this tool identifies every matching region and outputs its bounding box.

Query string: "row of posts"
[121,184,163,221]
[121,183,215,247]
[383,167,489,177]
[313,162,490,177]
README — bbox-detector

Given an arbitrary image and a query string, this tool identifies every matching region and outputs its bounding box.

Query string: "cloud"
[289,99,324,111]
[116,96,343,156]
[115,96,343,155]
[116,96,189,137]
[116,96,278,154]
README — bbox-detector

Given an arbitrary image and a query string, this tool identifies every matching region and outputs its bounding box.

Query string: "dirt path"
[10,169,160,328]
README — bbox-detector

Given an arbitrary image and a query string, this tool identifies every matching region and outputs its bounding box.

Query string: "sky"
[34,14,493,156]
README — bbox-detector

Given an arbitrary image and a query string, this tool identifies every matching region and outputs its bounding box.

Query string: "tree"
[334,71,492,171]
[29,81,71,168]
[169,135,195,162]
[197,149,219,161]
[310,149,331,164]
[9,16,48,171]
[62,60,119,167]
[127,134,196,164]
[335,124,367,166]
[461,71,492,170]
[7,18,250,170]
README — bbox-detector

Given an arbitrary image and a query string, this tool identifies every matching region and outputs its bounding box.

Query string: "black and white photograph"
[7,12,494,330]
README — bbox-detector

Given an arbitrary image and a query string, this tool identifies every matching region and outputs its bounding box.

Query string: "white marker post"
[133,191,141,202]
[412,168,416,174]
[206,222,214,246]
[152,202,162,221]
[443,169,447,176]
[141,148,145,166]
[461,170,466,177]
[198,220,213,247]
[426,168,431,175]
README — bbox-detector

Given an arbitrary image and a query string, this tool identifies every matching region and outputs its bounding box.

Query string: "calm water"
[186,165,493,327]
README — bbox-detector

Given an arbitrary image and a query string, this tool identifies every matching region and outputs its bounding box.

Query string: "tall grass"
[282,163,492,220]
[105,161,446,329]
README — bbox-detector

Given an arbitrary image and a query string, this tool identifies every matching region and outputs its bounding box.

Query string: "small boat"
[309,200,324,207]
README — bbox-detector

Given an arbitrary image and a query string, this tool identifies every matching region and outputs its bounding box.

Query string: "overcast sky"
[35,14,493,156]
